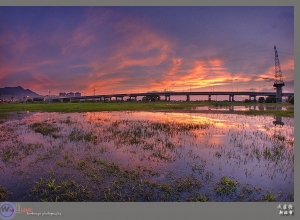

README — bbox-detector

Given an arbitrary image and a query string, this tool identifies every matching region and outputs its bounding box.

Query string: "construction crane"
[273,45,285,103]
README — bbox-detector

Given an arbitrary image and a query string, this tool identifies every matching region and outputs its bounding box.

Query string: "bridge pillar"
[186,95,190,102]
[229,95,232,102]
[231,95,235,102]
[208,95,211,102]
[165,95,168,101]
[129,96,136,101]
[116,96,124,101]
[248,95,257,102]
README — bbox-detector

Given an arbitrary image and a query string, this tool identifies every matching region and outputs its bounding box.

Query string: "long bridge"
[57,46,293,103]
[69,91,294,102]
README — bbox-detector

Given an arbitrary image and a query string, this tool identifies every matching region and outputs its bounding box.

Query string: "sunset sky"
[0,6,294,96]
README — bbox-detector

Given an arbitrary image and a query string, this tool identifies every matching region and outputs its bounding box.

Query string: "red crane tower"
[273,45,285,103]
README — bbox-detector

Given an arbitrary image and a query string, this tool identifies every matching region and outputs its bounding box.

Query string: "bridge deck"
[68,91,294,99]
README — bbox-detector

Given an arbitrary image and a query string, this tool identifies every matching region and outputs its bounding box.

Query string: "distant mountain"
[0,86,41,98]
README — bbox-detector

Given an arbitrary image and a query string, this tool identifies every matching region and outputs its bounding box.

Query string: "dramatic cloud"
[0,6,294,95]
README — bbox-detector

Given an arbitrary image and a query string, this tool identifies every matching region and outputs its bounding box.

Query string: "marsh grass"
[263,145,285,161]
[0,111,294,202]
[25,155,289,202]
[0,142,43,166]
[1,147,19,163]
[263,191,276,202]
[27,152,207,201]
[59,116,72,125]
[20,143,42,156]
[214,176,238,197]
[273,134,286,141]
[0,185,11,201]
[68,129,97,142]
[186,193,210,202]
[30,122,61,136]
[30,177,94,202]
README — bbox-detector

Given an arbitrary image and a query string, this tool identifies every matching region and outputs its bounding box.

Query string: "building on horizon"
[67,92,74,97]
[59,92,81,97]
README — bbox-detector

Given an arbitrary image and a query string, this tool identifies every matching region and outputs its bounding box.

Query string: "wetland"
[0,102,294,202]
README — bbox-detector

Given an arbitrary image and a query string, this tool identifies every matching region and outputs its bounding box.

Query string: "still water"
[0,111,294,202]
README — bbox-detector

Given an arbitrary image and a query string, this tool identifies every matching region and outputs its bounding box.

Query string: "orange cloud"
[258,57,294,83]
[168,58,182,76]
[97,14,174,70]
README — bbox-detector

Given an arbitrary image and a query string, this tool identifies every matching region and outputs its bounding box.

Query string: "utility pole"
[48,90,50,104]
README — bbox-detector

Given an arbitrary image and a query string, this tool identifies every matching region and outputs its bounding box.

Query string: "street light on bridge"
[234,78,238,92]
[227,78,238,92]
[48,90,50,104]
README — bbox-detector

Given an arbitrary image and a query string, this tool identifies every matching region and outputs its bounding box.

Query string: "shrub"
[33,97,44,101]
[288,96,294,105]
[265,96,276,103]
[258,97,265,103]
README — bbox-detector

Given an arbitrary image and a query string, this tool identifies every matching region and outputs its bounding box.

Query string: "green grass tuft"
[215,176,238,197]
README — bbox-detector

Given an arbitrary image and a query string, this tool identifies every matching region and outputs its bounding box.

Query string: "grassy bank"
[0,101,205,113]
[0,101,294,117]
[243,109,294,117]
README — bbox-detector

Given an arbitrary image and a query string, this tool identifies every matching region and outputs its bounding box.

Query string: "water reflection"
[0,111,294,202]
[196,105,293,112]
[273,116,284,126]
[258,105,264,111]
